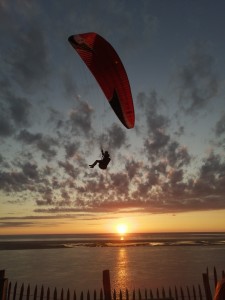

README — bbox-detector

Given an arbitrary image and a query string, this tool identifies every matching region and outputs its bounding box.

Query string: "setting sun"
[117,223,128,235]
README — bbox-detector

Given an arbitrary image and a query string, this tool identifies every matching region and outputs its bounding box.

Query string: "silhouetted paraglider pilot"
[89,149,111,170]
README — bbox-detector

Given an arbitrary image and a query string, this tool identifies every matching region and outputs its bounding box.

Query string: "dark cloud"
[106,123,127,149]
[194,152,225,195]
[65,142,80,159]
[137,91,171,159]
[125,160,142,181]
[17,129,42,144]
[21,162,39,180]
[0,161,40,193]
[0,214,78,221]
[144,132,170,161]
[59,189,71,205]
[0,115,14,137]
[0,82,31,135]
[174,126,185,137]
[152,160,167,176]
[167,141,191,168]
[62,71,78,99]
[33,207,91,214]
[8,95,31,126]
[69,101,94,137]
[137,90,165,113]
[5,149,224,215]
[36,187,53,206]
[144,91,169,135]
[0,170,29,192]
[58,160,79,179]
[17,129,58,160]
[36,137,58,160]
[0,78,11,99]
[110,172,129,195]
[6,25,50,91]
[215,113,225,137]
[0,221,35,228]
[47,108,64,131]
[177,42,219,114]
[137,91,192,171]
[3,143,223,216]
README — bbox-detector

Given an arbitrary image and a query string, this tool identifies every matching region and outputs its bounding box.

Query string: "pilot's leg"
[89,160,100,168]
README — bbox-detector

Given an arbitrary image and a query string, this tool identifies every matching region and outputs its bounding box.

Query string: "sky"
[1,0,225,235]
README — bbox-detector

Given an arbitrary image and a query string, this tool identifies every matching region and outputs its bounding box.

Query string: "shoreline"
[1,239,225,250]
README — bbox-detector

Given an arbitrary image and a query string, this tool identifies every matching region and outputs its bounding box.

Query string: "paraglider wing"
[68,32,135,129]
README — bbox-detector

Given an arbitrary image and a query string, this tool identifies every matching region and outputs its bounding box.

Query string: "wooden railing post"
[0,270,8,300]
[203,272,212,300]
[103,270,111,300]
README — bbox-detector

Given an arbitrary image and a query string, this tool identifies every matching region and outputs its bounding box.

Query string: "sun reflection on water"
[114,247,128,292]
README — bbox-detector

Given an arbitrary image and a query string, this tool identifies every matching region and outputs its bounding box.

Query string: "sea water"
[0,233,224,294]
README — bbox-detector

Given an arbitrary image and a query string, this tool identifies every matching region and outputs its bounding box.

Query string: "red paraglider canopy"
[68,32,135,129]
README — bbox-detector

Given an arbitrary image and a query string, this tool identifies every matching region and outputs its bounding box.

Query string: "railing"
[0,268,224,300]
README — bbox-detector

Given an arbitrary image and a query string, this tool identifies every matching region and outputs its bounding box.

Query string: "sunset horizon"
[1,207,225,235]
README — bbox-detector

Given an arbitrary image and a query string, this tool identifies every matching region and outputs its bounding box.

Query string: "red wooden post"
[103,270,111,300]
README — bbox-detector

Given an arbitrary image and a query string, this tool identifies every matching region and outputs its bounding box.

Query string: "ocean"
[0,232,224,295]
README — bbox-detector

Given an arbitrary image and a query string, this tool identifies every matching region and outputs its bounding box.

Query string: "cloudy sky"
[1,0,225,234]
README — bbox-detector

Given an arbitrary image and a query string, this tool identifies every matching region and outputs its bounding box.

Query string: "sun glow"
[116,223,127,235]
